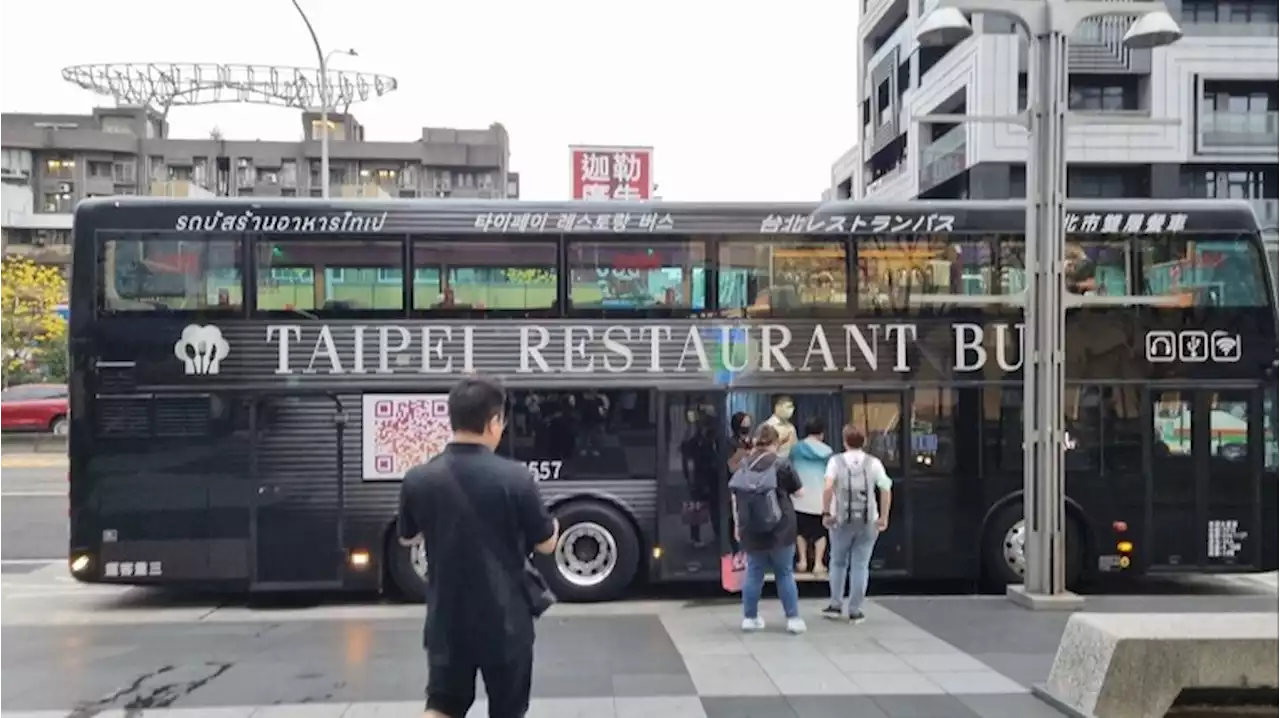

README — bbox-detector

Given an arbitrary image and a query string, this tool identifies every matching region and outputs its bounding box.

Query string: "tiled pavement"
[1,599,1058,718]
[3,563,1273,718]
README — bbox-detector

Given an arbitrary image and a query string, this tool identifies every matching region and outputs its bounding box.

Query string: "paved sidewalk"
[1,597,1055,718]
[3,563,1273,718]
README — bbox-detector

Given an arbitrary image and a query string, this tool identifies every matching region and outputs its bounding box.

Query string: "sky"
[0,0,859,202]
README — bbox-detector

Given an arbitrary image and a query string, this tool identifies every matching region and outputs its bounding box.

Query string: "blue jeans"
[742,544,801,619]
[827,523,879,615]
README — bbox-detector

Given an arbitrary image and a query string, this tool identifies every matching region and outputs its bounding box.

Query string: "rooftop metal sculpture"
[60,62,398,118]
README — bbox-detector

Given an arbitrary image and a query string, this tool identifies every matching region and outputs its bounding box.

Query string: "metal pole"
[1022,3,1070,597]
[320,56,330,200]
[290,0,329,199]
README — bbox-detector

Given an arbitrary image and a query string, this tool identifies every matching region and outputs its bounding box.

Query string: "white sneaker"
[741,617,766,632]
[785,617,808,635]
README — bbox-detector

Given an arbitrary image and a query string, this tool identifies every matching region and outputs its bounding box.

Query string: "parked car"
[1,383,69,435]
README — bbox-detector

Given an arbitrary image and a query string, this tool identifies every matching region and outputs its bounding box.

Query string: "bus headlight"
[70,554,92,574]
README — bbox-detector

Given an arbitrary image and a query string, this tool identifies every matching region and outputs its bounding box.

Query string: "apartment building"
[831,0,1277,239]
[1,106,520,264]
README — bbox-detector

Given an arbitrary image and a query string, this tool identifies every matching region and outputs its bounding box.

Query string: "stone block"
[1033,612,1279,718]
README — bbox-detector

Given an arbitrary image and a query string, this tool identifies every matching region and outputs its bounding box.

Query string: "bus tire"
[981,502,1084,593]
[536,501,639,603]
[386,532,427,603]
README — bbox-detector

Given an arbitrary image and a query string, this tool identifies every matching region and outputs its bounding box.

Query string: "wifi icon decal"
[1210,330,1242,362]
[1144,330,1242,364]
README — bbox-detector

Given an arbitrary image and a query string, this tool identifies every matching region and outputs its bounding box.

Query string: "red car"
[1,383,69,435]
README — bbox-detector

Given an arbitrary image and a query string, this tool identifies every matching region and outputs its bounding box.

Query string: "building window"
[1067,166,1149,198]
[414,239,557,312]
[1181,167,1277,199]
[88,161,112,178]
[570,238,707,312]
[44,158,75,179]
[42,192,74,213]
[101,233,243,313]
[1068,75,1140,111]
[719,238,845,316]
[1183,0,1278,23]
[256,239,404,312]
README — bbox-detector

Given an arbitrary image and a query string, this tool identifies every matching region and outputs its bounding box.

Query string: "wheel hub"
[410,541,428,579]
[554,522,617,588]
[1002,520,1027,578]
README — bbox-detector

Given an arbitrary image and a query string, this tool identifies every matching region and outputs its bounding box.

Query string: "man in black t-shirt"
[397,377,560,718]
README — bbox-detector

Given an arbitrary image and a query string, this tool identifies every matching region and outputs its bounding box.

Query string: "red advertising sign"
[570,145,653,201]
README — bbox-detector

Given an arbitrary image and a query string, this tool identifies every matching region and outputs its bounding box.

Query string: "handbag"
[439,456,557,618]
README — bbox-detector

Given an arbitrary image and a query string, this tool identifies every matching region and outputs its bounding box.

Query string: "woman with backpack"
[728,423,807,635]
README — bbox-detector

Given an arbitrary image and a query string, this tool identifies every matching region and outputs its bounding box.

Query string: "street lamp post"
[291,0,357,199]
[915,0,1182,607]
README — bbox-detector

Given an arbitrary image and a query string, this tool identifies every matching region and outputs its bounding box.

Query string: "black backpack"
[729,454,783,534]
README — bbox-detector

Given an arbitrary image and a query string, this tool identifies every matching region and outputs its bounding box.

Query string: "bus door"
[654,391,728,581]
[249,395,348,589]
[1146,386,1263,570]
[844,390,910,574]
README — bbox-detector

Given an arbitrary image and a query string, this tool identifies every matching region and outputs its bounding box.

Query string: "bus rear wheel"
[981,502,1085,592]
[536,501,639,603]
[388,533,427,603]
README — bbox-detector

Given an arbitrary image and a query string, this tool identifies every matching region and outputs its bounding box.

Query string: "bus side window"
[256,237,404,312]
[1139,236,1268,307]
[567,237,706,313]
[506,390,656,481]
[414,238,558,314]
[101,232,243,312]
[719,235,847,317]
[1265,387,1278,472]
[981,387,1022,474]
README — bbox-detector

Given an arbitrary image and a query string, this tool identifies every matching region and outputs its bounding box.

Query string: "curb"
[0,455,69,469]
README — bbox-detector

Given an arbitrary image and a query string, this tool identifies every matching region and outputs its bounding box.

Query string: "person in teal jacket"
[789,418,835,574]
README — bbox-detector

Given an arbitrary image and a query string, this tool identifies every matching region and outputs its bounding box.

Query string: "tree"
[1,258,68,386]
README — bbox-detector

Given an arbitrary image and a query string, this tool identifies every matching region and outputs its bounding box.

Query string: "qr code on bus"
[360,394,453,480]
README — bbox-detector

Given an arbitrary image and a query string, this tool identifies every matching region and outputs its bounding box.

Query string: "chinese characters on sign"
[1064,212,1188,234]
[475,212,675,233]
[759,213,957,234]
[571,145,653,201]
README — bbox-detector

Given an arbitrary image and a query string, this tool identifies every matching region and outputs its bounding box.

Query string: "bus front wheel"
[981,502,1085,592]
[536,501,639,603]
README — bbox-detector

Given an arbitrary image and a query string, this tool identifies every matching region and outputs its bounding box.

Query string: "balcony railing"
[1181,19,1278,37]
[1200,110,1279,150]
[918,125,967,190]
[336,183,392,199]
[1249,198,1279,228]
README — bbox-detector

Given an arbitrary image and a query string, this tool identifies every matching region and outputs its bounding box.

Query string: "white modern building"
[828,0,1277,235]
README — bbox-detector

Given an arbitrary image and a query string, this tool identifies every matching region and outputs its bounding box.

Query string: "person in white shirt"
[820,426,893,623]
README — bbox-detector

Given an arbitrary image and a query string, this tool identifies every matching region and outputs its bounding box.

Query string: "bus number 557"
[526,460,563,481]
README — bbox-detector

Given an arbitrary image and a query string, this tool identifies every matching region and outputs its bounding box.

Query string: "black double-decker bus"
[67,197,1278,601]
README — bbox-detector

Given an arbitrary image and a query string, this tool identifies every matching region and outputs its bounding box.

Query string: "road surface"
[1,466,66,566]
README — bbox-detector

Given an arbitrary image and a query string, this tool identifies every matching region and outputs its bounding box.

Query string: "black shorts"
[796,512,825,542]
[427,646,534,718]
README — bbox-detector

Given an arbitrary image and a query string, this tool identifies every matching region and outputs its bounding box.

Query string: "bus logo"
[175,324,230,375]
